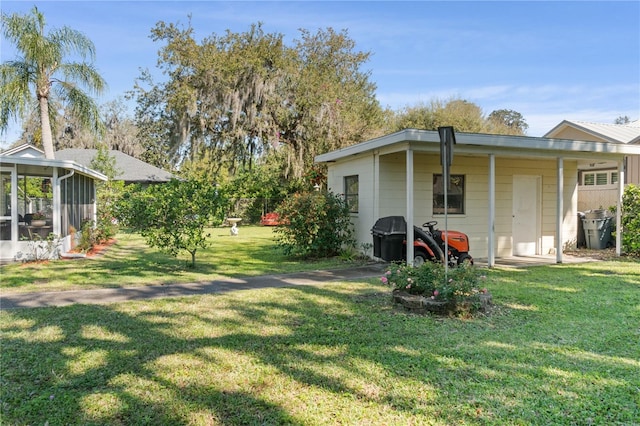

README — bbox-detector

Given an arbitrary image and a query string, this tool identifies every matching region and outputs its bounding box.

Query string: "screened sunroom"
[0,155,106,261]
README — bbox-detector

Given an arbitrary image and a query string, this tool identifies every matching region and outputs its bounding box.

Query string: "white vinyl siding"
[326,152,578,259]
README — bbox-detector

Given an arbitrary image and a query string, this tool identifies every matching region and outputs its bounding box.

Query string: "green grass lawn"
[1,251,638,424]
[0,226,361,294]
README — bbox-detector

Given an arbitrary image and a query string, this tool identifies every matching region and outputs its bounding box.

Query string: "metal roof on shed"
[544,120,640,144]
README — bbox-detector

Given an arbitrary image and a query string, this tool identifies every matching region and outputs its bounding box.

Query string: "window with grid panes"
[582,171,618,186]
[344,175,359,213]
[433,174,465,214]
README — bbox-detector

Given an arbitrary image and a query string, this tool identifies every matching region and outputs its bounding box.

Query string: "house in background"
[55,148,174,185]
[1,144,173,185]
[315,129,640,267]
[0,144,45,159]
[0,144,173,261]
[544,120,640,212]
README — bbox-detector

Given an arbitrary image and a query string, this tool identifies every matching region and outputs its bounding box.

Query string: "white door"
[512,175,540,256]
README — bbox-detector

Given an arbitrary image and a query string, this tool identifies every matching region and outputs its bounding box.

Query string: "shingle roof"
[544,120,640,144]
[55,149,174,183]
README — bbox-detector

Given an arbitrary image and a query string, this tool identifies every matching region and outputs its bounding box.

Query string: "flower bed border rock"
[393,289,493,315]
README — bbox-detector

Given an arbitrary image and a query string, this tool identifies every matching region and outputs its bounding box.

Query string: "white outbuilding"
[315,129,640,266]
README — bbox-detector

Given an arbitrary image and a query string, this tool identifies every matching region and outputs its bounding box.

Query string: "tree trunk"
[39,96,55,159]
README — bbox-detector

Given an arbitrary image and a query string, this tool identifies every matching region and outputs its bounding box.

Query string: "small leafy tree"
[117,178,226,267]
[90,144,123,243]
[274,190,355,258]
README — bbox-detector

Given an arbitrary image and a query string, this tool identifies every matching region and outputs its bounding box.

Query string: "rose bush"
[381,261,489,315]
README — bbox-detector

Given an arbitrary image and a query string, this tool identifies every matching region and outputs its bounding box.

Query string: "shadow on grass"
[1,262,638,424]
[1,227,355,293]
[0,243,220,293]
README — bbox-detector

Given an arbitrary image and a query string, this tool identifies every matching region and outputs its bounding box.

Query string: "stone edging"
[393,290,493,315]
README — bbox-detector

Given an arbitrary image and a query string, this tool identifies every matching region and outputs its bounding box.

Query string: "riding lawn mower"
[371,216,473,267]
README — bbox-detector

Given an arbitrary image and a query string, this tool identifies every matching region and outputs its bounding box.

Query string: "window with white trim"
[581,171,618,186]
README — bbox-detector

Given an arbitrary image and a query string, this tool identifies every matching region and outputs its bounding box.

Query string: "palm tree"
[0,6,106,159]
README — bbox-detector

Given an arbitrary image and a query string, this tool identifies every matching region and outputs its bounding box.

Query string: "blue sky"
[1,1,638,147]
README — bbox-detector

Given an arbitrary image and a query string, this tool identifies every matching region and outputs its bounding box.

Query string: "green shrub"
[621,184,640,255]
[95,213,118,242]
[76,219,99,253]
[274,191,355,258]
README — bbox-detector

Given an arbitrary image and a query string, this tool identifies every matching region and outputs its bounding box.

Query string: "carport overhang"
[316,129,640,267]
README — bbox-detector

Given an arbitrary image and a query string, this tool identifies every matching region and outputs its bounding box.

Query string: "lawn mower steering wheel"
[423,220,438,229]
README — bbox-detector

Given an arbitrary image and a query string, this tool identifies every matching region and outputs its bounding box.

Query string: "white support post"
[10,164,18,252]
[616,159,625,256]
[52,168,60,236]
[93,178,98,225]
[406,148,414,266]
[488,154,495,267]
[556,157,564,263]
[373,151,379,224]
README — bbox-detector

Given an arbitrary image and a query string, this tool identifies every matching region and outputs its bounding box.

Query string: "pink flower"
[407,284,412,289]
[385,270,391,276]
[433,290,439,297]
[380,276,388,284]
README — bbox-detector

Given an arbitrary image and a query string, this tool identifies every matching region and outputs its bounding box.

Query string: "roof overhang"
[544,120,640,144]
[315,129,640,164]
[0,156,108,181]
